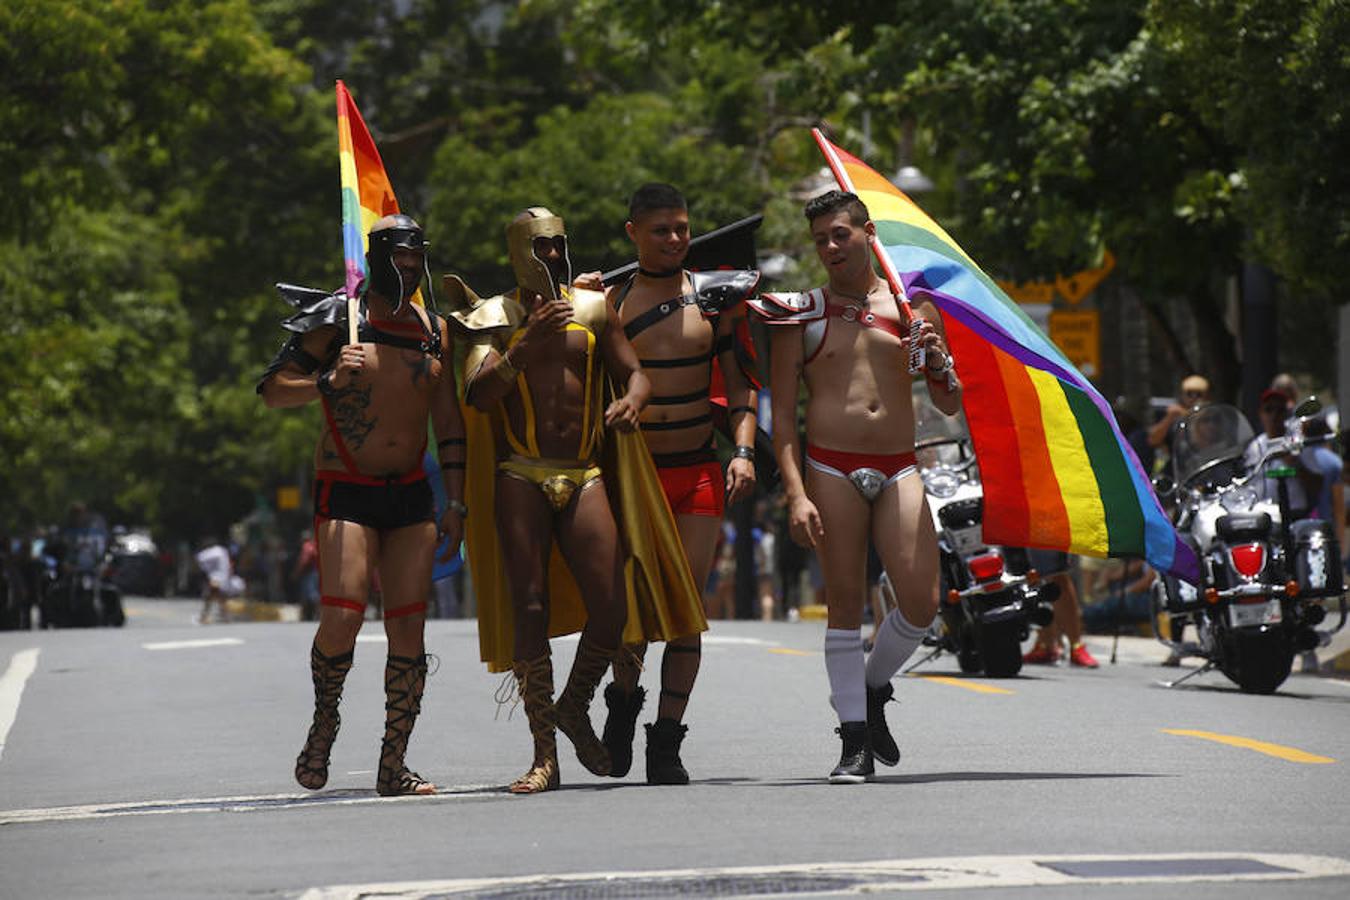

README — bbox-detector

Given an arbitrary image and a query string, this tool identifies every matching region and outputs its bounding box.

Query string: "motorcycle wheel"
[977,619,1024,677]
[1221,630,1294,695]
[956,641,983,674]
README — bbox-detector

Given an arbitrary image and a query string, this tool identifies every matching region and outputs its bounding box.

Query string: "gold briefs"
[498,455,603,513]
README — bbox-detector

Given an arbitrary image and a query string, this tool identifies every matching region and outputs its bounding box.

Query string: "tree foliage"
[4,0,1344,540]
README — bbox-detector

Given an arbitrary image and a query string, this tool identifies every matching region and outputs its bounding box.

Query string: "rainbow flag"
[336,80,401,300]
[813,130,1197,582]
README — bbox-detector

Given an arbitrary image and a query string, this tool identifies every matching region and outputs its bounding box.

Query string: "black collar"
[638,266,682,279]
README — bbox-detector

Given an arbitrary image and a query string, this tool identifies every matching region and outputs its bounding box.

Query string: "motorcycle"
[37,532,125,629]
[1151,401,1345,694]
[902,385,1058,677]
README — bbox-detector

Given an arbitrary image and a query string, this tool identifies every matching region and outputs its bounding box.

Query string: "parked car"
[108,530,164,597]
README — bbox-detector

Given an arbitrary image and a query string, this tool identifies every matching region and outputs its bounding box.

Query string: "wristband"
[317,369,338,397]
[732,446,755,461]
[924,352,953,376]
[445,499,468,519]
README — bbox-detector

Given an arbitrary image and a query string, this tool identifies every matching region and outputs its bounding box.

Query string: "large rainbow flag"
[813,130,1197,582]
[336,80,401,301]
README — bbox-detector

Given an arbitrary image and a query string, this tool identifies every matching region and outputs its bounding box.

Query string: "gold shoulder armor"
[443,275,525,333]
[570,287,610,334]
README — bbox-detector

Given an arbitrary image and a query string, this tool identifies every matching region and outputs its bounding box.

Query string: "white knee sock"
[866,609,930,688]
[824,628,866,722]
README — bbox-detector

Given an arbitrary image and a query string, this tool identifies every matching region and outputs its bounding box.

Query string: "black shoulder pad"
[689,269,761,317]
[275,282,350,334]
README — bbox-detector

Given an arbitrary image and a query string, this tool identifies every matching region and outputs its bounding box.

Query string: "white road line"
[141,638,245,651]
[296,853,1350,899]
[0,785,500,825]
[0,648,40,763]
[552,634,774,647]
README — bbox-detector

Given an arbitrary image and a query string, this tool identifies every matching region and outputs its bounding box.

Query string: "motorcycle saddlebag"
[1291,519,1344,599]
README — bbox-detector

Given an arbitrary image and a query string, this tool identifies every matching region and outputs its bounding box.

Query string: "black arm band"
[439,461,466,471]
[727,405,755,418]
[437,437,467,448]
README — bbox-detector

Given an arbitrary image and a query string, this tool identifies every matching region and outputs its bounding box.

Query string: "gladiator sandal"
[376,653,435,796]
[555,637,615,776]
[295,644,353,791]
[601,645,646,778]
[510,654,560,794]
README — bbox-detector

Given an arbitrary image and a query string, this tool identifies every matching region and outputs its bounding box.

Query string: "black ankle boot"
[829,721,874,783]
[645,717,690,785]
[601,683,645,778]
[866,681,899,767]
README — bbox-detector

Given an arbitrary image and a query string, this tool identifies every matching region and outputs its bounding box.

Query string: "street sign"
[1049,310,1101,378]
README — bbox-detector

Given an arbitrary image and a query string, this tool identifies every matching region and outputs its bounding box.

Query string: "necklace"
[638,266,682,278]
[831,281,886,305]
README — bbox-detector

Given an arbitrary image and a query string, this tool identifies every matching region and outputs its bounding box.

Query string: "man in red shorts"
[259,215,465,796]
[599,183,761,784]
[749,190,961,782]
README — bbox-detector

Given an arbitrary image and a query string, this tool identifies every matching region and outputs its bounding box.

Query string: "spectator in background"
[292,529,319,622]
[1022,552,1100,668]
[195,537,241,625]
[1081,558,1155,633]
[1148,374,1211,450]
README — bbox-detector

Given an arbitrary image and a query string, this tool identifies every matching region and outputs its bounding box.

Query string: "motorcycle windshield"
[1172,404,1254,487]
[912,383,974,469]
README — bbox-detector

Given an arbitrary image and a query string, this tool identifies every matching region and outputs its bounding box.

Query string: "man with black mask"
[259,215,466,797]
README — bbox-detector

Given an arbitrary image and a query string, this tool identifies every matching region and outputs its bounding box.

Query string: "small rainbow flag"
[813,130,1197,582]
[336,80,401,301]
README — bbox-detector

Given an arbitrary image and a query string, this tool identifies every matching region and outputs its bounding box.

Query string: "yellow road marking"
[912,675,1014,695]
[767,648,816,657]
[1162,729,1336,764]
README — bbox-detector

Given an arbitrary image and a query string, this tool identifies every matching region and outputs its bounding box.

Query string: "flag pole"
[811,127,924,372]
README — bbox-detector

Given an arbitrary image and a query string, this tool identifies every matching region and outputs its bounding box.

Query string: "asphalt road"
[1,598,1348,899]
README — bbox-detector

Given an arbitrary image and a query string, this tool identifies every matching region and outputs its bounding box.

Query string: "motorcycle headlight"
[1219,486,1259,513]
[923,470,961,499]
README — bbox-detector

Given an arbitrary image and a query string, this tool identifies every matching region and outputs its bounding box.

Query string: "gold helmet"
[506,207,571,302]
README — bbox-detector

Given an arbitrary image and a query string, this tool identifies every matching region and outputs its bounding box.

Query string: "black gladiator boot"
[829,721,874,784]
[376,653,434,796]
[295,644,354,790]
[601,683,646,778]
[866,681,900,767]
[645,717,690,785]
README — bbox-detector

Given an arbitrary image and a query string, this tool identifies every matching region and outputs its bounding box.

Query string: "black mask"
[365,215,427,312]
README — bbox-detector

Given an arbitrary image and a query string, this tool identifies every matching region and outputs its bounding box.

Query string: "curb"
[224,598,300,623]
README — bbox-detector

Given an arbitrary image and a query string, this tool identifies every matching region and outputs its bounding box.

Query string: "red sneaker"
[1023,644,1060,665]
[1069,642,1100,668]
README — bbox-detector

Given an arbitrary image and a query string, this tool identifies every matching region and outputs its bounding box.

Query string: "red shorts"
[657,460,725,518]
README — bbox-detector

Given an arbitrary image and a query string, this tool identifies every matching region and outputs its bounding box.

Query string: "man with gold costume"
[446,208,704,793]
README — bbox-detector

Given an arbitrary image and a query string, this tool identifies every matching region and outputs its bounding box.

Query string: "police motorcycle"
[41,528,125,629]
[899,384,1058,677]
[1151,401,1344,694]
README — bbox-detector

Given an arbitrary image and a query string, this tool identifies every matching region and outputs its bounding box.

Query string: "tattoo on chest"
[330,384,377,450]
[403,352,432,387]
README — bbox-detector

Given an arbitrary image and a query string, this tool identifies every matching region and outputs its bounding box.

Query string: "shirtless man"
[259,215,465,796]
[749,190,962,782]
[453,207,649,793]
[598,183,760,784]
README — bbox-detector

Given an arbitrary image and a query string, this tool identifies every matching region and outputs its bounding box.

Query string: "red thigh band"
[383,601,428,620]
[321,594,366,613]
[804,444,917,479]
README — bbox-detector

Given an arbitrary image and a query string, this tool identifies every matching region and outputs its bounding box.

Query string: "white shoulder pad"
[746,288,827,325]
